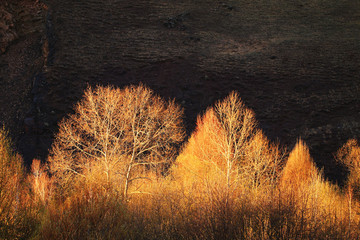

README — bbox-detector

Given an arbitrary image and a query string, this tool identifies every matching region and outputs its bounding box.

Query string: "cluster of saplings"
[1,84,360,239]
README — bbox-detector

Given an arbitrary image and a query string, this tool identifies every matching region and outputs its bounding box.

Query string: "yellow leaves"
[280,139,318,193]
[49,84,185,199]
[28,159,53,205]
[0,128,23,215]
[0,128,40,239]
[337,139,360,173]
[173,91,282,196]
[337,139,360,199]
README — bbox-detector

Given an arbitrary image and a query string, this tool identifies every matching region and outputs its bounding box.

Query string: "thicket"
[1,85,360,239]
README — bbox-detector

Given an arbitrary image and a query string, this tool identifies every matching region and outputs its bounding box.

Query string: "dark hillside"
[1,0,359,182]
[0,0,47,161]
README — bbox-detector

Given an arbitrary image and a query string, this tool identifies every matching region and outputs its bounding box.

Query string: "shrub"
[0,128,38,239]
[337,139,360,199]
[28,159,53,206]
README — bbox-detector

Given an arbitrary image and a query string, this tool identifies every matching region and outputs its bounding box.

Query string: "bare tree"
[174,92,282,193]
[280,139,318,193]
[336,139,360,199]
[49,85,185,199]
[170,92,282,239]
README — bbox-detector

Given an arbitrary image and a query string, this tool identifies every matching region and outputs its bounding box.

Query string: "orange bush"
[337,139,360,199]
[280,139,318,193]
[28,159,53,205]
[0,128,38,239]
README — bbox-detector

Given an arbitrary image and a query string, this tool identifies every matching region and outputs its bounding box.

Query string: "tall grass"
[0,128,39,239]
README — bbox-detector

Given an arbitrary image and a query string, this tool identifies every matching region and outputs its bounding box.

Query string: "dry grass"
[0,128,39,239]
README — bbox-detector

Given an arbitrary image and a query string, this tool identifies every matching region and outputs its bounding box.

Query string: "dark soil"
[1,0,359,184]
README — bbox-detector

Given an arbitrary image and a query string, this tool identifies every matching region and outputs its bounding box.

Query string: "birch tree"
[174,92,282,193]
[49,85,185,199]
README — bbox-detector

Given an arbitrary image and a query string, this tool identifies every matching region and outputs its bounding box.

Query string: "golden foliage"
[173,91,282,194]
[277,139,360,239]
[2,86,360,239]
[337,139,360,199]
[0,128,40,239]
[169,92,284,239]
[0,128,23,237]
[39,183,128,239]
[280,139,318,192]
[49,84,185,199]
[28,159,53,205]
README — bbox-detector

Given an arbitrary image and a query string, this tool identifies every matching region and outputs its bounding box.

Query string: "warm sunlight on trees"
[0,128,38,239]
[0,128,24,237]
[280,139,318,193]
[1,86,360,239]
[169,92,283,239]
[0,129,23,237]
[49,85,185,199]
[173,91,282,193]
[28,159,52,205]
[278,139,358,238]
[337,139,360,199]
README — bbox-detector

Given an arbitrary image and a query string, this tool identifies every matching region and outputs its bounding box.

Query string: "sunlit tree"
[280,139,318,193]
[337,139,360,199]
[173,91,282,194]
[169,92,283,239]
[277,139,357,238]
[49,85,185,199]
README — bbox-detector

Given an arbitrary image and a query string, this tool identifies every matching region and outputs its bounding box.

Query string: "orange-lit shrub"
[337,139,360,199]
[28,159,53,205]
[0,128,23,238]
[39,183,129,239]
[0,128,39,239]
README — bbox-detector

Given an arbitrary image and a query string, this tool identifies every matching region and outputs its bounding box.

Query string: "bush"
[0,128,38,239]
[337,139,360,199]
